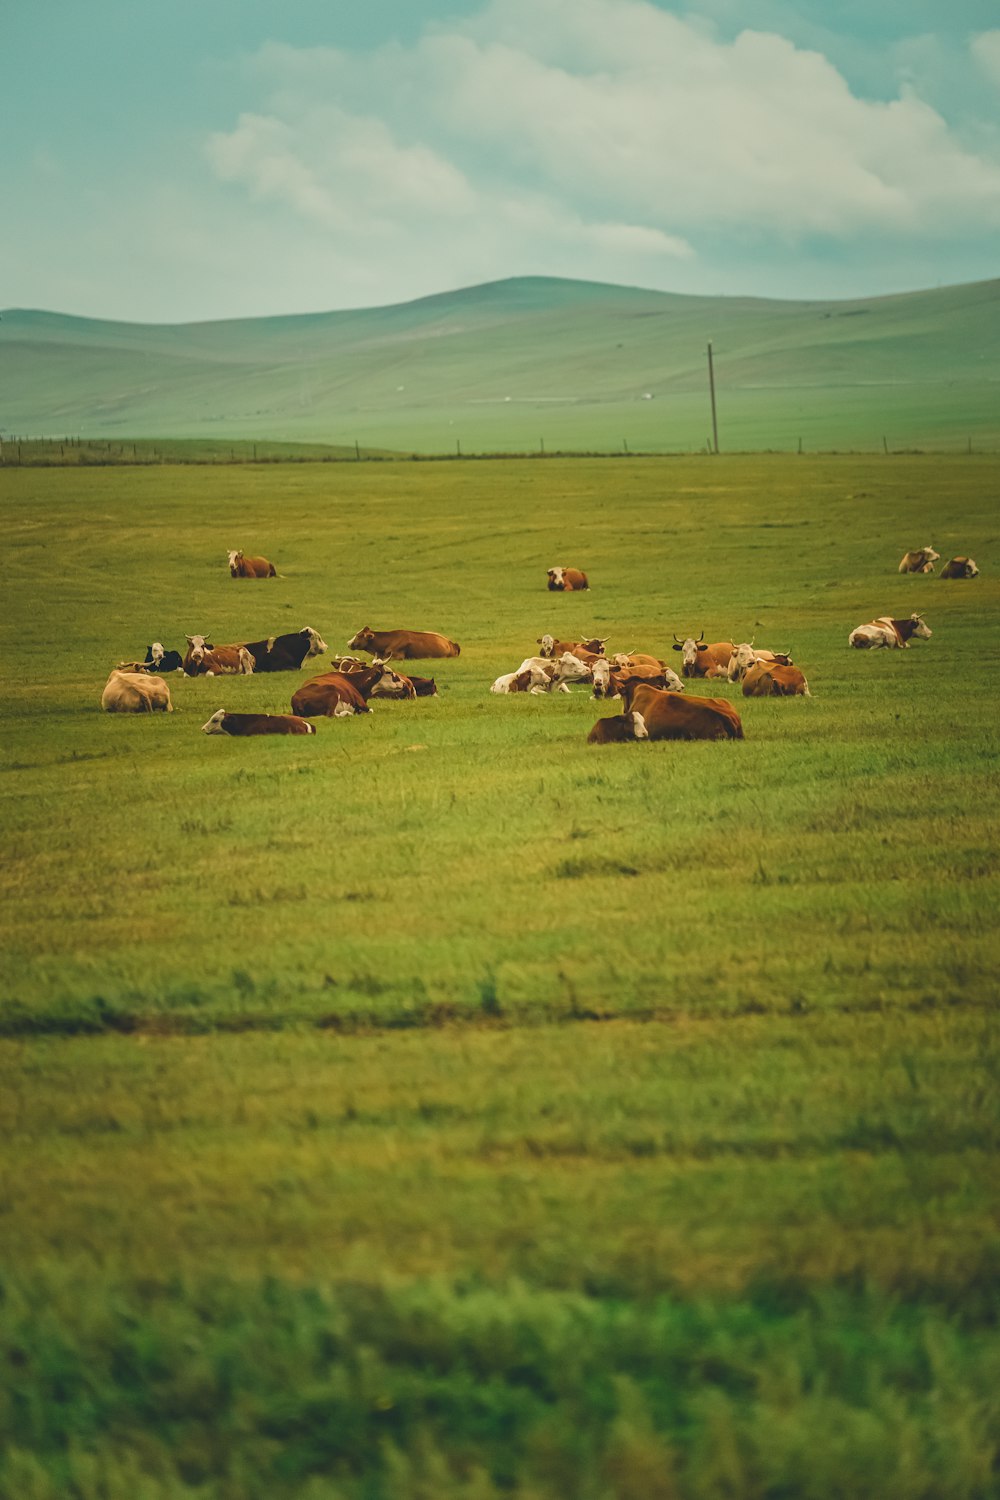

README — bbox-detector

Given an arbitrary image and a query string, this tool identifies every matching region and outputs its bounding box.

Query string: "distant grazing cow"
[536,634,606,658]
[184,637,255,676]
[347,626,460,660]
[940,557,979,579]
[144,643,184,673]
[587,711,649,744]
[899,547,939,574]
[672,633,735,679]
[201,710,315,736]
[546,567,589,592]
[618,683,744,741]
[101,669,173,714]
[239,627,328,673]
[726,641,794,683]
[228,550,276,578]
[848,614,932,649]
[291,665,389,717]
[742,662,811,697]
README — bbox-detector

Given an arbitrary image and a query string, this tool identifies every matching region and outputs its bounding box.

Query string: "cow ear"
[696,643,708,651]
[671,643,682,651]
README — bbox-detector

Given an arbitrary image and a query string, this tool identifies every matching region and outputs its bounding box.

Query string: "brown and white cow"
[742,662,811,697]
[592,661,685,699]
[347,626,460,659]
[491,664,553,694]
[228,550,277,578]
[898,547,939,574]
[587,711,649,744]
[848,614,932,649]
[536,634,606,659]
[546,567,589,592]
[726,641,794,683]
[201,709,315,736]
[239,627,328,673]
[940,557,979,579]
[291,663,393,717]
[596,684,743,741]
[610,651,665,672]
[672,633,735,679]
[101,669,173,713]
[184,637,255,676]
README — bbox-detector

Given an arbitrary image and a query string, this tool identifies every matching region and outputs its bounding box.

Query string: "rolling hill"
[2,275,998,453]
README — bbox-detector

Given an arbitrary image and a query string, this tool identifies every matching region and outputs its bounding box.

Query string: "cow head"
[580,637,607,654]
[672,632,705,674]
[146,642,165,667]
[551,652,593,686]
[301,626,328,657]
[536,633,558,658]
[186,634,210,663]
[547,567,566,590]
[591,659,614,698]
[662,666,685,692]
[347,626,375,652]
[728,642,757,681]
[921,547,940,564]
[201,709,228,735]
[910,614,932,640]
[227,550,243,574]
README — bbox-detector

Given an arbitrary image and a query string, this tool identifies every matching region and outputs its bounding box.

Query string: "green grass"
[2,275,999,452]
[1,453,999,1497]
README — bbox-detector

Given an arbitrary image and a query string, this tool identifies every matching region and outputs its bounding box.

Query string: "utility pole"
[707,341,720,454]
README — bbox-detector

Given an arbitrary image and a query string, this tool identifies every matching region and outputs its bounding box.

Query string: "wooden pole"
[707,341,720,454]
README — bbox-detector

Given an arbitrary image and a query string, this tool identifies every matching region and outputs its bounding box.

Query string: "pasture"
[1,454,999,1498]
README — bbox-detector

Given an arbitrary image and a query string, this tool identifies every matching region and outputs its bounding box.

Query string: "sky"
[4,0,999,322]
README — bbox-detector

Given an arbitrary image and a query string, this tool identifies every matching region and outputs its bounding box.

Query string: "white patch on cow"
[630,711,649,740]
[201,710,227,734]
[547,567,565,588]
[537,633,557,658]
[332,698,356,717]
[149,642,165,666]
[227,550,241,570]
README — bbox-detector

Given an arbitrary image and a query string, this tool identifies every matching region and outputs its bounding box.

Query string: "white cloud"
[201,0,1000,308]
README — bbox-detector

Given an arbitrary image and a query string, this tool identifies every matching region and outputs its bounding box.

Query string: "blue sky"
[5,0,999,321]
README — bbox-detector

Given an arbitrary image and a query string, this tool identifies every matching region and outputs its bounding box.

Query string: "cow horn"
[697,631,705,642]
[672,633,682,643]
[749,635,755,648]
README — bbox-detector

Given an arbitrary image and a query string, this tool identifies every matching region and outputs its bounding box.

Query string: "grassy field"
[3,275,999,453]
[1,454,999,1497]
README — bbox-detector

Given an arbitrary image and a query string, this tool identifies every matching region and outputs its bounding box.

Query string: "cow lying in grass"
[849,615,931,649]
[102,669,173,713]
[201,710,315,736]
[228,550,277,578]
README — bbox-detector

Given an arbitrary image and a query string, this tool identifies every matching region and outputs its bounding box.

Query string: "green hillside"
[2,275,998,452]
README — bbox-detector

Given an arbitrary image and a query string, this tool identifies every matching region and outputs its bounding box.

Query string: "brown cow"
[546,567,589,591]
[201,710,315,736]
[899,547,939,574]
[184,637,255,676]
[742,662,811,697]
[587,711,649,744]
[101,669,173,713]
[291,664,387,717]
[536,634,606,658]
[617,682,744,740]
[347,626,460,659]
[228,550,277,578]
[726,642,794,682]
[671,633,734,679]
[940,557,979,579]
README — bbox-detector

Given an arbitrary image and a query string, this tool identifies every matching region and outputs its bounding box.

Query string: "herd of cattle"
[99,545,979,742]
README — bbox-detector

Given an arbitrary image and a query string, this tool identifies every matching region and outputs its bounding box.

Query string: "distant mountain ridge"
[2,275,998,452]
